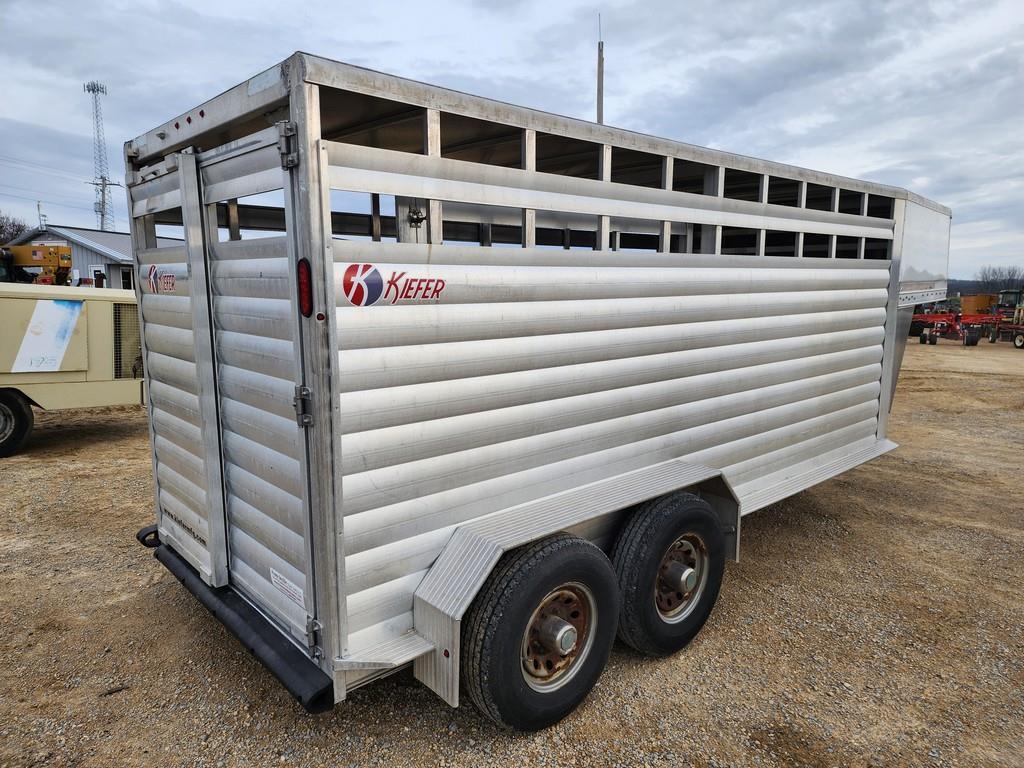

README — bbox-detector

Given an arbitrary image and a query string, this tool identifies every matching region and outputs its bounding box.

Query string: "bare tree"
[0,211,29,244]
[976,264,1024,293]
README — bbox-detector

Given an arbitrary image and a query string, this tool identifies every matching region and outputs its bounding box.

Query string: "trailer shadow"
[19,405,147,458]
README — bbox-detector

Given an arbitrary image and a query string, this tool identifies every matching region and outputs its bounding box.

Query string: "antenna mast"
[596,14,605,124]
[83,80,119,230]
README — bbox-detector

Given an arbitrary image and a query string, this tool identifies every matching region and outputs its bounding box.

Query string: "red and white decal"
[146,264,176,294]
[341,263,446,306]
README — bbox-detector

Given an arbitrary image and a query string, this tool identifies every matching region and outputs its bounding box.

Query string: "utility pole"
[596,14,605,124]
[83,81,121,230]
[37,201,47,229]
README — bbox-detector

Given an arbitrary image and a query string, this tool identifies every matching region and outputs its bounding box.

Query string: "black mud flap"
[150,541,334,714]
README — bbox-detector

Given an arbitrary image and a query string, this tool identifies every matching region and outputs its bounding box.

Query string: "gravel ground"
[1,340,1022,767]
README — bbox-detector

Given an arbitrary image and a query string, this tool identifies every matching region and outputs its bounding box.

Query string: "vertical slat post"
[226,199,241,241]
[285,81,345,679]
[596,144,612,250]
[795,180,807,257]
[828,188,840,258]
[177,148,230,588]
[659,157,674,253]
[521,128,536,248]
[370,193,381,242]
[424,109,442,244]
[395,198,421,243]
[755,174,768,257]
[701,166,723,254]
[857,193,869,259]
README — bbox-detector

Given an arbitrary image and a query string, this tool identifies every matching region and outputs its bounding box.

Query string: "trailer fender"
[410,458,740,707]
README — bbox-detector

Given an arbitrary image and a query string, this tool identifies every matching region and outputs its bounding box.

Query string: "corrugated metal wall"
[333,243,889,654]
[68,242,120,285]
[207,235,312,642]
[136,243,216,579]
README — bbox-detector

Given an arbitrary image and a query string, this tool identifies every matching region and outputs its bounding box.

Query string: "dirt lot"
[1,340,1022,768]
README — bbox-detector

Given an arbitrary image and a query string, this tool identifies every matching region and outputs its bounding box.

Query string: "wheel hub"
[655,534,708,623]
[0,403,14,445]
[663,561,698,593]
[522,583,594,691]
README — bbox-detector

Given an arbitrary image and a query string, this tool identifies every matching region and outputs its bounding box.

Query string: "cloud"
[0,0,1020,276]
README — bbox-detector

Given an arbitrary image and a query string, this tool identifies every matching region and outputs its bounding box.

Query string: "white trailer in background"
[125,52,950,730]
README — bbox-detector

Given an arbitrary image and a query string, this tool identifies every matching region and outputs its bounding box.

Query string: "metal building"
[8,224,179,288]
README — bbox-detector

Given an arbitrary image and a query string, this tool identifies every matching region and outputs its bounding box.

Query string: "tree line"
[975,265,1024,293]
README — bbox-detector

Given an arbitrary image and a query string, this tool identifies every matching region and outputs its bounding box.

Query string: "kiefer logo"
[341,263,384,306]
[146,263,176,294]
[341,263,446,307]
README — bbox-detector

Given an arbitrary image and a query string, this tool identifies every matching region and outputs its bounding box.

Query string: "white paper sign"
[12,299,83,372]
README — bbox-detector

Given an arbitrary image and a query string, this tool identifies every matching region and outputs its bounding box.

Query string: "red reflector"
[297,258,313,317]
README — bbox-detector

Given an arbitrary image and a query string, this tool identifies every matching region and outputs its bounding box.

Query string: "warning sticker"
[270,568,305,608]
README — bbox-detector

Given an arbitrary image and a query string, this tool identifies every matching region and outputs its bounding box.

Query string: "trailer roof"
[126,51,950,217]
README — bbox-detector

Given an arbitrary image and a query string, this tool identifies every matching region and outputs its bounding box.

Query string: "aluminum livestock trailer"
[125,52,950,730]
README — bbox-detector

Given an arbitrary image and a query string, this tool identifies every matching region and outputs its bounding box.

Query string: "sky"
[0,0,1020,277]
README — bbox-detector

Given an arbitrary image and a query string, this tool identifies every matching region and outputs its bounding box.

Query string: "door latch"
[276,121,298,169]
[306,616,323,656]
[292,385,313,427]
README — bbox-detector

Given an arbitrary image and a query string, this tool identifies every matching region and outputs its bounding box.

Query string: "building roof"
[8,224,180,263]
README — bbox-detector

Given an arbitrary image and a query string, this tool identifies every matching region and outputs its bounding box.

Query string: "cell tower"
[83,80,120,230]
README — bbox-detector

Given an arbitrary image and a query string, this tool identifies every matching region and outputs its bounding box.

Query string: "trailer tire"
[989,329,998,343]
[928,334,938,345]
[1014,333,1024,350]
[461,534,618,731]
[612,493,725,657]
[0,390,34,458]
[919,332,928,344]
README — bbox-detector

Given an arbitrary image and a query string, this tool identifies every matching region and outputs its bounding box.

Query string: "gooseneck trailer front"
[125,52,950,729]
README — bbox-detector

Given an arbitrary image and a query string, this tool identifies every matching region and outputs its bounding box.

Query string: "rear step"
[141,530,334,713]
[335,632,435,671]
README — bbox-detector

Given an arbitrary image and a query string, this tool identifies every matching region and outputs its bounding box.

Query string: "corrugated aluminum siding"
[136,244,216,578]
[333,243,889,653]
[207,235,312,641]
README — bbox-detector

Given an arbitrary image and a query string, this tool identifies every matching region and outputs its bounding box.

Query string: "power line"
[0,182,96,207]
[0,191,96,214]
[0,152,90,171]
[0,154,92,181]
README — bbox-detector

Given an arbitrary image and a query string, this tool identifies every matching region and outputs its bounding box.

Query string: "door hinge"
[292,385,313,427]
[306,616,323,655]
[276,121,298,169]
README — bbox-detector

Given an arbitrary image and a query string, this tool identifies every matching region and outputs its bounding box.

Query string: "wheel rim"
[521,582,597,692]
[654,533,709,624]
[0,402,14,445]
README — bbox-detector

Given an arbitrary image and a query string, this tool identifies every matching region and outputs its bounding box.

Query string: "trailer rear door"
[130,135,320,651]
